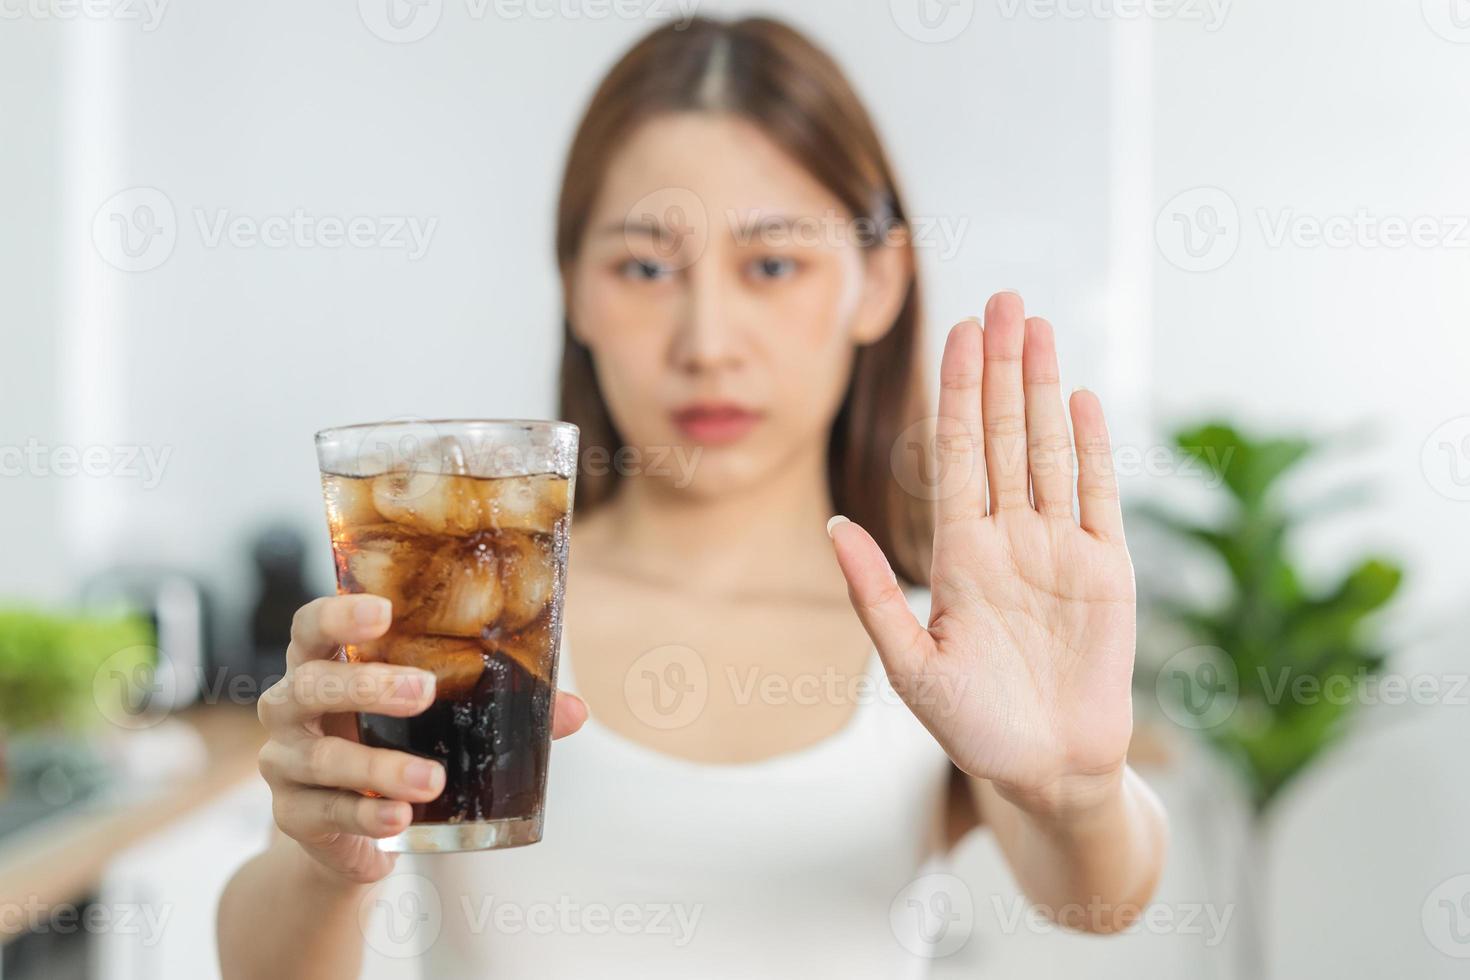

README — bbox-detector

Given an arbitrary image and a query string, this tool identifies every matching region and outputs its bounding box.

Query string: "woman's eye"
[619,258,673,282]
[749,256,798,281]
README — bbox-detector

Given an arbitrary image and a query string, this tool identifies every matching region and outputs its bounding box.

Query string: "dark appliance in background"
[77,525,317,719]
[246,524,315,691]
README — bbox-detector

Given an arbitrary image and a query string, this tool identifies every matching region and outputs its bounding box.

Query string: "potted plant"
[1136,422,1402,975]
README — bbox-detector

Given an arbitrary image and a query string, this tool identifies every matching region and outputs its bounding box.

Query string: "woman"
[220,17,1166,978]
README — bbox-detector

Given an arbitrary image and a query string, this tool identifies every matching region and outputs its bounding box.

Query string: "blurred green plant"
[1140,422,1402,812]
[0,608,155,735]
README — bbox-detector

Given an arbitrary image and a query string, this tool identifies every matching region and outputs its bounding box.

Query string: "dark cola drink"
[318,451,573,852]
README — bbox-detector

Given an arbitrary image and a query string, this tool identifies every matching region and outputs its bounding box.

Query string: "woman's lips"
[670,404,762,445]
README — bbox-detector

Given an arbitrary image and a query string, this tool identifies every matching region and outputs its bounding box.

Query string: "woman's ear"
[850,234,914,346]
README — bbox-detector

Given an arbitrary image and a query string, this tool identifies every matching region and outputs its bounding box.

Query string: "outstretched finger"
[982,292,1031,511]
[827,516,933,679]
[934,318,987,526]
[1070,387,1125,541]
[1023,317,1075,518]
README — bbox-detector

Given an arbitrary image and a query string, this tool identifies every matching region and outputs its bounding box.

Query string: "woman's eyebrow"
[593,212,812,244]
[595,220,661,239]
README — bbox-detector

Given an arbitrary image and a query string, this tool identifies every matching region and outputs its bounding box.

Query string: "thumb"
[827,516,932,678]
[551,690,588,740]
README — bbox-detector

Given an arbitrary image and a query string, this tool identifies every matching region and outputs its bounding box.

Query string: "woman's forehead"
[591,113,848,223]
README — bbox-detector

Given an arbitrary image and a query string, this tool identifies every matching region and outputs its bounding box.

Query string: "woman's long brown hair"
[555,16,933,586]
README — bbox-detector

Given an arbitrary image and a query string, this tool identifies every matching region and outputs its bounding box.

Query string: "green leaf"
[1173,423,1246,490]
[1240,438,1313,505]
[1328,558,1404,614]
[1173,422,1314,507]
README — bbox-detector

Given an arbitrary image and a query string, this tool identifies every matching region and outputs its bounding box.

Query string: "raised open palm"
[832,291,1136,808]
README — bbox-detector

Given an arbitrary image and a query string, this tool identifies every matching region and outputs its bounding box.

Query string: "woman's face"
[568,112,909,501]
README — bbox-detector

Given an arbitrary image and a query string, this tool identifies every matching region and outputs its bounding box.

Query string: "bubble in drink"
[321,469,570,832]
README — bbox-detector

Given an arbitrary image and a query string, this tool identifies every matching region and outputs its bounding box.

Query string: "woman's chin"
[639,450,766,503]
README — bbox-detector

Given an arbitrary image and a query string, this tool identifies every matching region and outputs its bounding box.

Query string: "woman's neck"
[583,441,843,598]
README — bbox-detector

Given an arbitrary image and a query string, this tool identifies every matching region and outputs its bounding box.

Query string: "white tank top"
[386,590,956,978]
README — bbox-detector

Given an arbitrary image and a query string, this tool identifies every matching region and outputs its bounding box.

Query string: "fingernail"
[376,800,406,828]
[826,515,849,538]
[354,596,390,627]
[392,670,434,701]
[404,759,441,791]
[1071,385,1090,396]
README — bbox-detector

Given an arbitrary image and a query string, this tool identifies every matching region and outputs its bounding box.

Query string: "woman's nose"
[670,271,743,373]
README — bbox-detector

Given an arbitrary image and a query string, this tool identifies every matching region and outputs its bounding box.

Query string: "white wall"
[1150,0,1470,628]
[0,18,67,600]
[1148,2,1470,976]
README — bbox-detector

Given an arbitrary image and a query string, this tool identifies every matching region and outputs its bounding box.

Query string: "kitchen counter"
[0,705,265,942]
